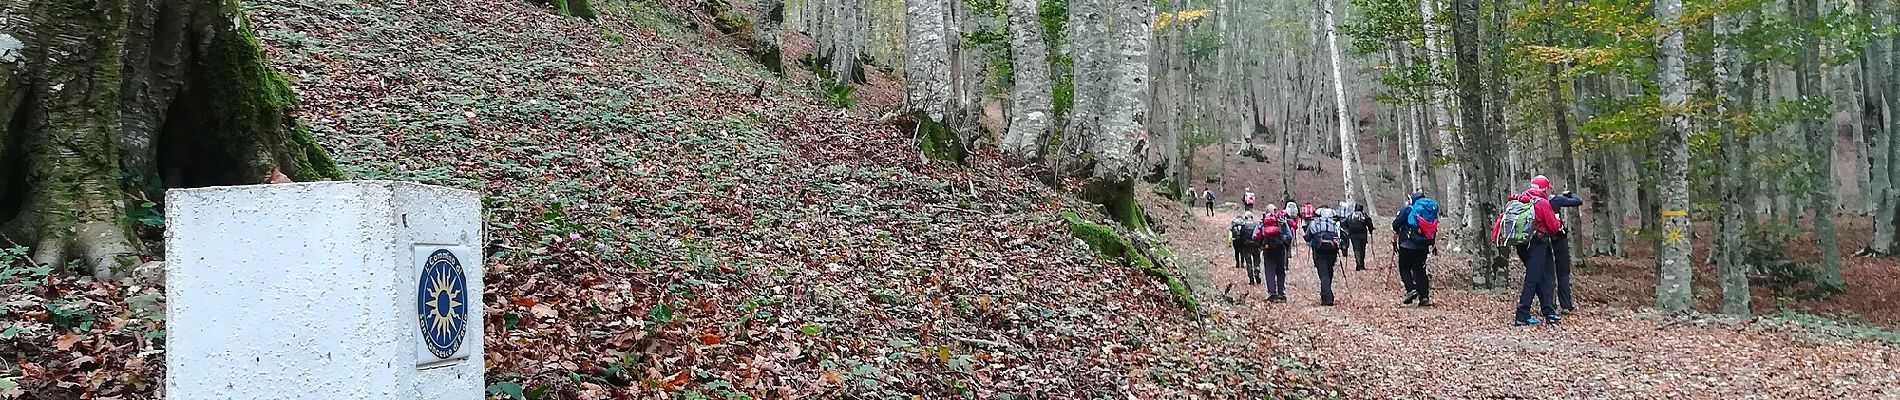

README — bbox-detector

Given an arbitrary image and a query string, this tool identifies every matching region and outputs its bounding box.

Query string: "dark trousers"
[1262,248,1287,298]
[1515,239,1558,319]
[1552,233,1575,310]
[1239,247,1261,284]
[1348,233,1369,270]
[1313,250,1338,303]
[1398,246,1431,299]
[1205,202,1215,216]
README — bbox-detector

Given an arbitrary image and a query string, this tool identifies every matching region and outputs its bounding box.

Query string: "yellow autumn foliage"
[1155,9,1212,31]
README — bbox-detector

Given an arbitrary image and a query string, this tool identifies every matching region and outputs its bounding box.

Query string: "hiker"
[1305,207,1346,306]
[1230,212,1258,275]
[1244,188,1257,211]
[1393,190,1439,307]
[1300,202,1317,222]
[1493,178,1564,326]
[1185,186,1196,204]
[1283,201,1303,239]
[1202,189,1216,216]
[1257,207,1293,302]
[1342,202,1374,271]
[1537,176,1584,313]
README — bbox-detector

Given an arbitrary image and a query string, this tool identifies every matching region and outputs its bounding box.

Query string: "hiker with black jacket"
[1341,203,1374,271]
[1230,212,1261,282]
[1538,176,1584,314]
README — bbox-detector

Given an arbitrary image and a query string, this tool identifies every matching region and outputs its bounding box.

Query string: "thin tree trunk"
[1418,0,1464,228]
[1321,0,1363,208]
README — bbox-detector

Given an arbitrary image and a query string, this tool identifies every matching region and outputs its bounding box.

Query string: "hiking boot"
[1545,314,1563,324]
[1561,306,1577,314]
[1403,290,1419,305]
[1513,316,1541,326]
[1415,298,1433,307]
[1320,300,1336,306]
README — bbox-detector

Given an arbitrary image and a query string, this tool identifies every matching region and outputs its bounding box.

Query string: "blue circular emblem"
[417,250,469,359]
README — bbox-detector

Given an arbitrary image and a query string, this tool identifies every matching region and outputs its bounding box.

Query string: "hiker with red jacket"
[1495,177,1564,326]
[1393,190,1439,307]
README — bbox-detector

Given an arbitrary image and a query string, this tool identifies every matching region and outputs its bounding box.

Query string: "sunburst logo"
[417,250,468,359]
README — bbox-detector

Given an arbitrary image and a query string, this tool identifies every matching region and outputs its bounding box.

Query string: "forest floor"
[1153,196,1900,398]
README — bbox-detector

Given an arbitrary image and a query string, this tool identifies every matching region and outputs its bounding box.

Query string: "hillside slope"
[243,0,1331,398]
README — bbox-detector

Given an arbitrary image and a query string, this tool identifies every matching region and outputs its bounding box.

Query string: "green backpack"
[1491,199,1538,246]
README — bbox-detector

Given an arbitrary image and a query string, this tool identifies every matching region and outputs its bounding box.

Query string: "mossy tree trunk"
[0,0,340,280]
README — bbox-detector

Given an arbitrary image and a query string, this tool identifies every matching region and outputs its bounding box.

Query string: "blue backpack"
[1405,199,1440,246]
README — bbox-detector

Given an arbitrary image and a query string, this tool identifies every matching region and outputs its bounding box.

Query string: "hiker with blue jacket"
[1306,207,1348,306]
[1393,190,1440,307]
[1492,176,1565,326]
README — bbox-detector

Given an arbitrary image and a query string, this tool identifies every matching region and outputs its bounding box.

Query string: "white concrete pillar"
[165,181,484,399]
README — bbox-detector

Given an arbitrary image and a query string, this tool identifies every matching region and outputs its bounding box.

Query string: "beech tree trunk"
[1418,0,1463,229]
[904,0,959,162]
[1451,0,1503,287]
[1714,8,1750,315]
[1797,0,1842,291]
[755,0,786,74]
[1000,0,1052,159]
[1861,0,1894,255]
[0,0,341,280]
[1653,0,1693,311]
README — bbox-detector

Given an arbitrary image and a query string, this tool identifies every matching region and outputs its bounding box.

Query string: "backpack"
[1307,219,1342,251]
[1300,204,1317,219]
[1257,223,1286,250]
[1204,192,1215,202]
[1491,199,1538,246]
[1344,211,1372,233]
[1231,222,1257,247]
[1244,192,1256,205]
[1406,198,1440,246]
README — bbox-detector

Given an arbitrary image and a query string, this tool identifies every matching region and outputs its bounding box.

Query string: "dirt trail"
[1169,209,1900,399]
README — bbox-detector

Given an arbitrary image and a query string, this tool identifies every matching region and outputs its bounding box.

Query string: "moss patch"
[1062,212,1200,315]
[288,124,345,180]
[916,115,966,164]
[705,0,755,44]
[1082,178,1147,232]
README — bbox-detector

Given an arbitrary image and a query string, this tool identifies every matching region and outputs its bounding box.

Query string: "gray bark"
[1715,9,1750,315]
[1321,0,1365,208]
[1000,0,1052,159]
[1451,0,1502,287]
[1863,0,1894,255]
[1654,0,1693,311]
[904,0,950,121]
[1794,0,1842,291]
[755,0,786,74]
[1418,0,1463,229]
[1091,0,1149,182]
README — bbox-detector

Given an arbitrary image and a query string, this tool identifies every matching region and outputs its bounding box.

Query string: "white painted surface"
[165,181,483,400]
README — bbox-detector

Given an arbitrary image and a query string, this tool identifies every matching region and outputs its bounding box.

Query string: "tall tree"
[1001,0,1054,158]
[1793,0,1843,291]
[1861,0,1894,255]
[1653,0,1693,311]
[1542,0,1582,267]
[1077,0,1152,230]
[1321,0,1365,208]
[1450,0,1503,287]
[1418,0,1464,225]
[1714,5,1750,315]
